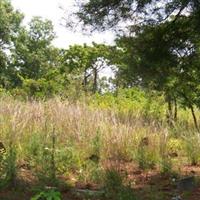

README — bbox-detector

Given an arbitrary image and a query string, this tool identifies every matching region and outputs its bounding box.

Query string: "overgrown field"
[0,89,200,199]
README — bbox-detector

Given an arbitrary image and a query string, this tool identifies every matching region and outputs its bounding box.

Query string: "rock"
[178,176,195,191]
[72,189,104,198]
[171,195,182,200]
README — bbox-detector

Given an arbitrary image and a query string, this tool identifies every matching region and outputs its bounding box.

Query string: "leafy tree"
[62,43,115,93]
[71,0,200,31]
[12,17,57,81]
[0,0,23,88]
[8,17,70,98]
[70,0,200,129]
[114,15,200,127]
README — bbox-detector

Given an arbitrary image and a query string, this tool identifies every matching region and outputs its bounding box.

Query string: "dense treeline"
[1,0,200,128]
[0,0,118,98]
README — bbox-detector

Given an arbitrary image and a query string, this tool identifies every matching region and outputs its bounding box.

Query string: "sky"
[11,0,115,48]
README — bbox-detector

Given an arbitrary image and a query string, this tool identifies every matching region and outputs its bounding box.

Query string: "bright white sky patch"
[11,0,115,48]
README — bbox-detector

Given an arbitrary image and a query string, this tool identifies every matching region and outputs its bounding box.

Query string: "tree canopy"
[0,0,23,88]
[1,0,200,128]
[73,0,200,31]
[65,0,200,127]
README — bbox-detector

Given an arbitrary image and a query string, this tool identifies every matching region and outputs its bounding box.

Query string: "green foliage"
[78,160,103,184]
[136,145,157,170]
[56,145,82,175]
[0,144,17,188]
[166,138,183,156]
[62,43,115,93]
[5,145,17,185]
[69,0,200,120]
[90,130,101,162]
[31,189,61,200]
[21,77,64,99]
[71,0,199,33]
[183,133,200,165]
[103,169,136,200]
[0,0,23,88]
[75,131,103,184]
[12,17,58,81]
[90,88,166,122]
[0,147,7,185]
[160,157,173,175]
[0,0,23,43]
[22,130,58,185]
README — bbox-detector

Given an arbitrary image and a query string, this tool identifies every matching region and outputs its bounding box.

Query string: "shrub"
[160,157,173,175]
[135,137,158,170]
[183,133,200,165]
[31,189,61,200]
[103,168,137,200]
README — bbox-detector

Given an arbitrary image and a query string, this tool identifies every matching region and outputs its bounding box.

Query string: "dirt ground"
[1,163,200,200]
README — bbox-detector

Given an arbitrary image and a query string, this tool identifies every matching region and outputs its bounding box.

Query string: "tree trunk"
[166,95,173,126]
[178,91,199,132]
[190,104,199,132]
[174,98,178,122]
[115,77,119,97]
[83,68,87,92]
[93,67,98,93]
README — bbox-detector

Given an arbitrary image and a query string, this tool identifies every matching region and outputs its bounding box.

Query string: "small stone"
[171,195,182,200]
[178,176,195,191]
[172,178,176,182]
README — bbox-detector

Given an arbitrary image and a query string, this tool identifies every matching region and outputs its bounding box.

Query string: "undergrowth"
[0,89,199,196]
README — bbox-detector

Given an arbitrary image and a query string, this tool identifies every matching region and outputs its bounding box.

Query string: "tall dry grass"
[0,96,199,187]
